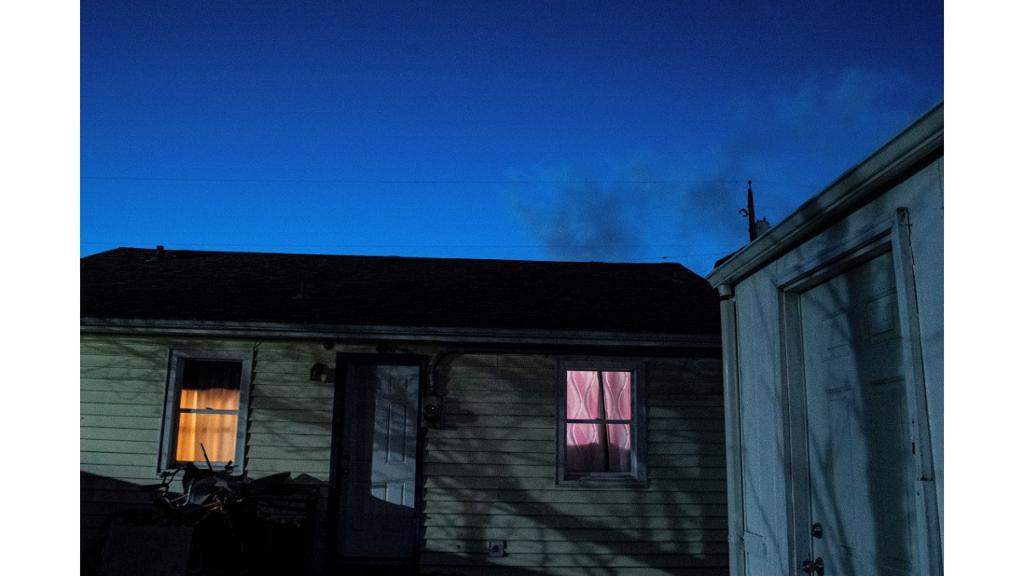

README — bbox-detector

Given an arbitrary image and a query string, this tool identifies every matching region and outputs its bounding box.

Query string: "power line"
[80,175,817,187]
[80,240,738,250]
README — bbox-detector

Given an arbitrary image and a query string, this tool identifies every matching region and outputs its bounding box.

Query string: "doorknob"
[341,452,351,478]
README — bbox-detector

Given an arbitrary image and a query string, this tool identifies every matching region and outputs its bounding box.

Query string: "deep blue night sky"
[81,0,943,274]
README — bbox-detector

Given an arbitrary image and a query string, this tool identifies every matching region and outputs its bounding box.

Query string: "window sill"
[557,474,647,488]
[163,462,245,477]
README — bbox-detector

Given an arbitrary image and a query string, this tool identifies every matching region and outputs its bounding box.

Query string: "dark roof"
[81,248,719,336]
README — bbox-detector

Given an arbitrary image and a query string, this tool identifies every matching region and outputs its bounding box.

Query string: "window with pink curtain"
[564,369,633,475]
[173,359,243,464]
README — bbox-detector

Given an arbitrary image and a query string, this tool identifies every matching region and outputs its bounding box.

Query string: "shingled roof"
[81,248,719,336]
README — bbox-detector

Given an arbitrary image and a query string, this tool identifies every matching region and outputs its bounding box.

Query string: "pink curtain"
[602,371,632,419]
[602,371,632,471]
[566,370,600,419]
[566,370,632,473]
[566,371,603,472]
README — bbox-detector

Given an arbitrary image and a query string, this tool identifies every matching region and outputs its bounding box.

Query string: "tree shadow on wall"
[413,355,729,576]
[738,254,917,575]
[82,339,730,575]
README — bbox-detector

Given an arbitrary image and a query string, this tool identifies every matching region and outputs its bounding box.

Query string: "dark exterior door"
[333,358,421,560]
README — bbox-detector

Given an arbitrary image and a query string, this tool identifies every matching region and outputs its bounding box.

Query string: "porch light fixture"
[310,362,328,382]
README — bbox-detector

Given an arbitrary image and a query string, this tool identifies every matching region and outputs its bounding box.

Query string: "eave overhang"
[707,102,943,288]
[80,316,721,350]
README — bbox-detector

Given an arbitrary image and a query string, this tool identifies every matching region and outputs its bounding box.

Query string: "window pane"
[566,423,606,473]
[606,423,632,473]
[602,371,632,420]
[566,370,600,419]
[175,412,238,463]
[180,387,240,410]
[566,423,633,474]
[182,360,241,391]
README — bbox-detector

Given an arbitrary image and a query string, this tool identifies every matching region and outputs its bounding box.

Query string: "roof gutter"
[707,102,943,288]
[80,317,721,349]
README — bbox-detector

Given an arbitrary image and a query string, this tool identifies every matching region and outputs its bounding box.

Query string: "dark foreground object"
[90,468,322,576]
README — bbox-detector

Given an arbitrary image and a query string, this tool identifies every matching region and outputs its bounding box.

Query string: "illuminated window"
[161,350,252,471]
[557,361,646,483]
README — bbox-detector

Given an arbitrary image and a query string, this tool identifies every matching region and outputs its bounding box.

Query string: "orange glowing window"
[162,355,250,469]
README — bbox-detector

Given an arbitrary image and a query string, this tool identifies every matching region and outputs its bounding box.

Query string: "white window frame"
[159,349,253,473]
[556,359,647,485]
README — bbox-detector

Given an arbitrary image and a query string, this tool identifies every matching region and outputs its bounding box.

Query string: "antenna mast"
[745,180,756,242]
[739,180,770,242]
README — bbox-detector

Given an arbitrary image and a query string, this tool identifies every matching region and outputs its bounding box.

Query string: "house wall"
[723,156,943,575]
[80,335,347,562]
[81,336,726,575]
[422,353,727,575]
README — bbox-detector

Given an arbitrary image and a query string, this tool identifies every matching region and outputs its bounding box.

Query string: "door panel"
[338,363,420,559]
[801,252,917,575]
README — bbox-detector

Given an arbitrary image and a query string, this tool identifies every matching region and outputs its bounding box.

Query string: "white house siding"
[910,157,943,541]
[80,334,344,558]
[81,338,726,574]
[420,353,728,575]
[731,275,790,576]
[722,156,943,575]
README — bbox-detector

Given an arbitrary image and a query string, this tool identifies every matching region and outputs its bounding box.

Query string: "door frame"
[776,209,941,575]
[328,352,429,565]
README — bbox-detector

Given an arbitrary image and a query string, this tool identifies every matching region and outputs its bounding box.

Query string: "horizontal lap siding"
[80,337,169,498]
[79,335,339,561]
[421,354,726,575]
[80,335,339,481]
[81,337,726,575]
